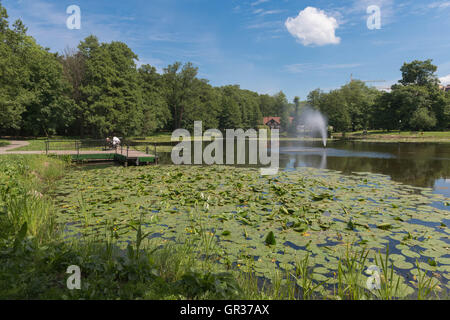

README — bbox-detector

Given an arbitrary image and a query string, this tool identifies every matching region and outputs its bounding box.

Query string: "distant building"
[263,117,294,130]
[439,84,450,92]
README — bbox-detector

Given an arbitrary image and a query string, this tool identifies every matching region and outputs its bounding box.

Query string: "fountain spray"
[297,107,328,147]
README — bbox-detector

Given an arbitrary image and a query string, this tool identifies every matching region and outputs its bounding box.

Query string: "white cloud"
[440,74,450,85]
[251,0,270,7]
[429,2,450,9]
[285,7,341,46]
[285,63,361,73]
[260,10,284,16]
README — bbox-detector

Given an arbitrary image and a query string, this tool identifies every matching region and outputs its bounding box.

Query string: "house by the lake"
[263,117,294,130]
[439,84,450,92]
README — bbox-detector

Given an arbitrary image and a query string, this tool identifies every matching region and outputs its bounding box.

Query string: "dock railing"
[45,139,81,155]
[123,140,158,163]
[45,139,117,155]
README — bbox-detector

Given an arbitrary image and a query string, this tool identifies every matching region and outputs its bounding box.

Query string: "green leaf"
[265,231,276,246]
[13,222,28,250]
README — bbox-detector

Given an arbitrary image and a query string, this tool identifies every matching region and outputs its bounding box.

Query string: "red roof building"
[263,117,294,129]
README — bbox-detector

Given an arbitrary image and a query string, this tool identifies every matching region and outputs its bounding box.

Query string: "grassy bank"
[333,130,450,143]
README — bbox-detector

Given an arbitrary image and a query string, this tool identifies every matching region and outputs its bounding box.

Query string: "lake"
[156,140,450,201]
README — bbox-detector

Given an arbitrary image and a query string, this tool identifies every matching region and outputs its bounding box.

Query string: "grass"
[0,155,447,300]
[333,130,450,143]
[0,140,11,148]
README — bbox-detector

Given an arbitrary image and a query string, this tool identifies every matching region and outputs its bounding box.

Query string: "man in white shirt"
[112,136,121,148]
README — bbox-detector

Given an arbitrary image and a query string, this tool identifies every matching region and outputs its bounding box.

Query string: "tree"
[219,95,242,130]
[318,90,351,133]
[0,6,27,133]
[138,64,171,134]
[373,84,435,131]
[273,92,290,132]
[289,96,301,134]
[340,80,380,131]
[163,62,198,130]
[399,59,439,87]
[259,94,277,116]
[409,107,437,131]
[307,89,324,109]
[77,36,144,137]
[182,78,221,131]
[0,3,72,136]
[429,88,450,130]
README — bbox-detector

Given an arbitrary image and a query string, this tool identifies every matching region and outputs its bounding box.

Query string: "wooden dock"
[70,149,157,166]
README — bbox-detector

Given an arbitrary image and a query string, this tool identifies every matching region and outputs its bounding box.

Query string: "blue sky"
[3,0,450,100]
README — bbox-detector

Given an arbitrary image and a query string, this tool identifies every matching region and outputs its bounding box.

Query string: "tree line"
[0,3,292,138]
[307,59,450,133]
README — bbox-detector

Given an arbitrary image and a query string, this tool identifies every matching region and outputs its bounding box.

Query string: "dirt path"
[0,140,33,154]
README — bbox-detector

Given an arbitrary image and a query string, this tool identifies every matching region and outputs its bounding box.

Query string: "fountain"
[297,107,328,147]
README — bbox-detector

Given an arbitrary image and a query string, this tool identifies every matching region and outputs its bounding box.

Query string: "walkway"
[0,140,31,154]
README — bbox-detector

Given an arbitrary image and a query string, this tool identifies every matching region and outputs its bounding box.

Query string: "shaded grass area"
[0,155,447,300]
[0,141,11,148]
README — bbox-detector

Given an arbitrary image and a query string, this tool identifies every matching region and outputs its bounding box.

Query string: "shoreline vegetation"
[0,155,448,300]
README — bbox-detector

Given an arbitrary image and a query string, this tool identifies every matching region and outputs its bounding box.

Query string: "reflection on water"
[90,140,450,197]
[278,141,450,195]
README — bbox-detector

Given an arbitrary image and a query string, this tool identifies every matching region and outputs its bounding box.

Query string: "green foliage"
[138,64,171,134]
[77,37,144,137]
[293,252,327,300]
[318,89,352,133]
[409,107,437,131]
[415,260,440,300]
[399,59,439,87]
[1,4,292,137]
[177,271,242,299]
[309,60,449,133]
[0,4,72,136]
[265,231,276,246]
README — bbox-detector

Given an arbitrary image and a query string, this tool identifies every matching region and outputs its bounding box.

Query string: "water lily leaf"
[377,223,392,230]
[265,231,276,246]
